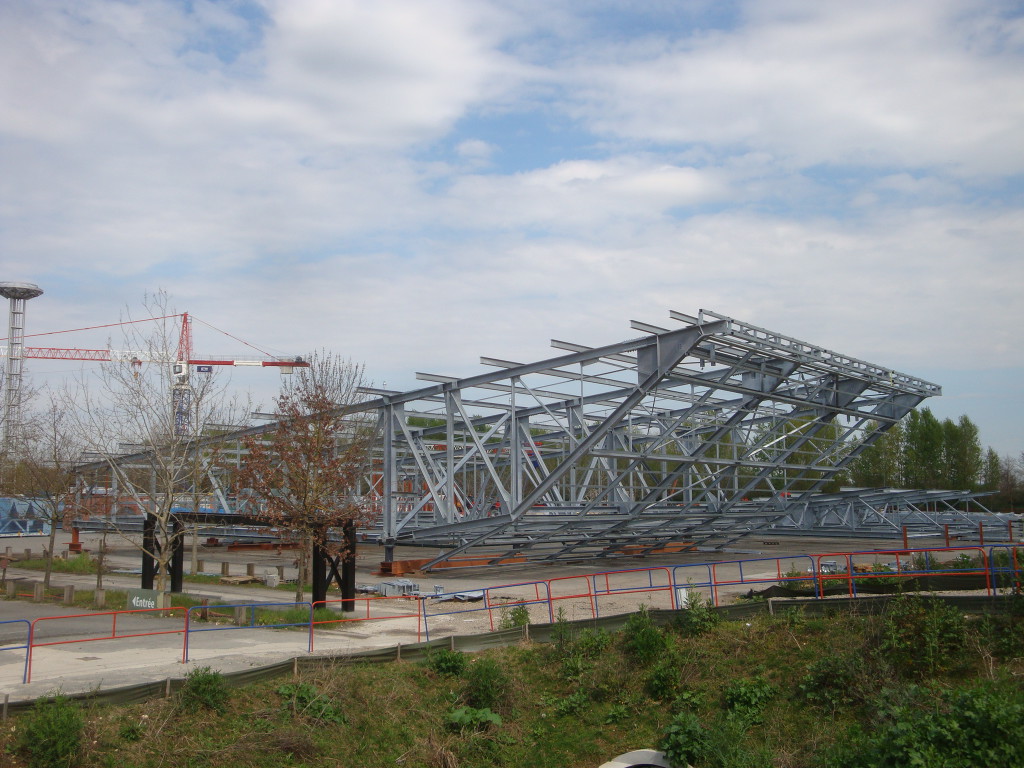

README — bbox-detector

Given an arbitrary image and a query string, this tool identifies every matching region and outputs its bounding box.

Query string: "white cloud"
[566,1,1024,176]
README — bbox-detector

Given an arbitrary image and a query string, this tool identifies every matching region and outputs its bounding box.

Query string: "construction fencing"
[0,543,1019,700]
[2,592,1020,716]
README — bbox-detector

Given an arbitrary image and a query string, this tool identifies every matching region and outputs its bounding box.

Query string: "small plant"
[658,710,706,768]
[498,603,531,629]
[946,553,979,570]
[464,656,510,710]
[559,652,592,681]
[799,654,867,710]
[723,676,776,723]
[426,647,468,677]
[572,627,612,657]
[879,595,966,676]
[16,695,84,768]
[622,606,668,665]
[445,706,502,732]
[178,666,230,714]
[118,719,146,742]
[604,703,629,724]
[277,682,346,724]
[671,688,705,712]
[645,658,680,701]
[552,690,589,717]
[672,591,720,636]
[551,607,573,656]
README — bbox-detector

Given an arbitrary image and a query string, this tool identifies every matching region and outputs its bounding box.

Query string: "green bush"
[659,711,706,768]
[722,677,775,723]
[498,603,531,629]
[425,647,468,677]
[464,657,510,710]
[646,658,681,701]
[826,680,1024,768]
[178,666,230,714]
[622,606,668,665]
[879,596,966,676]
[799,654,868,710]
[572,627,612,658]
[445,706,502,732]
[17,695,84,768]
[672,592,720,636]
[699,714,773,768]
[559,652,592,681]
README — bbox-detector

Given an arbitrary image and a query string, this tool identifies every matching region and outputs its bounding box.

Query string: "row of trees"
[846,407,1018,506]
[0,293,373,600]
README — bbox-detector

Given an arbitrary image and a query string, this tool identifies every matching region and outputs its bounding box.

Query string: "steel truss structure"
[350,309,995,568]
[75,309,1016,571]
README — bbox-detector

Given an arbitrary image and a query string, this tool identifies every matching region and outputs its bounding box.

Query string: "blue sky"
[1,0,1022,456]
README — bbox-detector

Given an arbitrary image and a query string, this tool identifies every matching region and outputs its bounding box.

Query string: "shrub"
[658,711,706,768]
[559,652,592,681]
[426,648,468,677]
[498,603,531,629]
[672,591,720,636]
[722,677,776,723]
[827,680,1024,768]
[178,666,230,714]
[879,596,966,676]
[464,657,510,710]
[799,654,868,710]
[17,695,84,768]
[573,627,612,658]
[622,606,668,665]
[445,706,502,732]
[646,658,681,701]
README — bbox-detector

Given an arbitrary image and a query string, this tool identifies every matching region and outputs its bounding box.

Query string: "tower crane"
[1,310,309,438]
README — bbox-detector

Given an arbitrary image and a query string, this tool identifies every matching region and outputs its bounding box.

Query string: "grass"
[1,595,1021,768]
[13,553,103,575]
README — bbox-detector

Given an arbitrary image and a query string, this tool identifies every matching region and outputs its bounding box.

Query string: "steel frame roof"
[77,309,1016,569]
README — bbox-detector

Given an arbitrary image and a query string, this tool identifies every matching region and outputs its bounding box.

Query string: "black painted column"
[141,513,156,590]
[170,518,184,593]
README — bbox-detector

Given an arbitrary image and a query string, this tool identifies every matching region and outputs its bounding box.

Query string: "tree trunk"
[43,520,57,589]
[294,543,307,603]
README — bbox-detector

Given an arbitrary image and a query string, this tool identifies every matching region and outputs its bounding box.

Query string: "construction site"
[0,282,1015,586]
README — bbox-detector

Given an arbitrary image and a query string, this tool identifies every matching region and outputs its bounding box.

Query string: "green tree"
[849,422,904,488]
[902,408,944,488]
[941,415,983,490]
[982,448,1002,491]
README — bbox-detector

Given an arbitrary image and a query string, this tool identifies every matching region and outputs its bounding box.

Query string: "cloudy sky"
[1,0,1022,455]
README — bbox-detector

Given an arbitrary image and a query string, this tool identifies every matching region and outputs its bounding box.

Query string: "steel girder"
[358,310,951,567]
[76,309,1012,567]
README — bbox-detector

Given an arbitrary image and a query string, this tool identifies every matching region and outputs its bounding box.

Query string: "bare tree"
[65,292,246,593]
[236,353,373,605]
[6,394,81,588]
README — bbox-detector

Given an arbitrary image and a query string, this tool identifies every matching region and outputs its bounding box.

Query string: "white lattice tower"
[0,282,43,450]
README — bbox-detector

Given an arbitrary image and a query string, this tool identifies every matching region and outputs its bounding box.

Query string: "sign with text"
[127,588,165,610]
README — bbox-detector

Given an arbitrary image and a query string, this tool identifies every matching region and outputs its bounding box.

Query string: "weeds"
[16,695,83,768]
[178,666,230,714]
[445,706,502,732]
[464,657,510,710]
[277,681,346,724]
[425,647,468,677]
[622,605,668,665]
[722,676,776,723]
